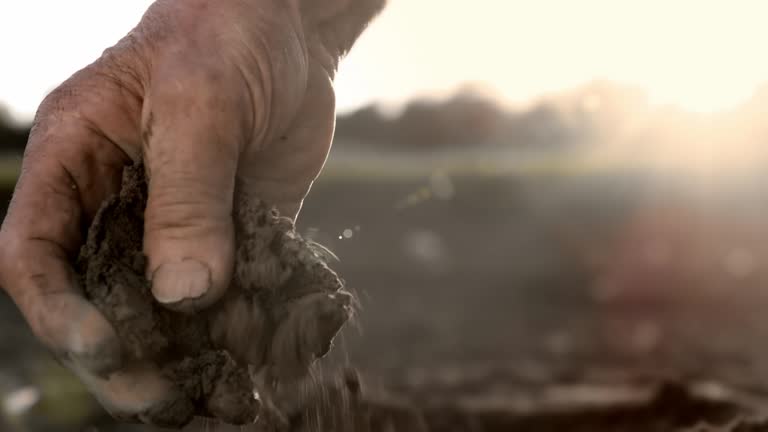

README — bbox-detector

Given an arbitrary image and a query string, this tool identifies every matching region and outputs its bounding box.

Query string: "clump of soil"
[76,164,352,427]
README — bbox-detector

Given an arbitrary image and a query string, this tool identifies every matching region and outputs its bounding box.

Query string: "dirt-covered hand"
[0,0,384,427]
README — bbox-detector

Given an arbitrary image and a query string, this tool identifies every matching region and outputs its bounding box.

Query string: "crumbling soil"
[76,164,352,428]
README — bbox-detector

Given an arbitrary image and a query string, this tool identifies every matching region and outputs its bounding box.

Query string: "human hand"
[0,0,384,426]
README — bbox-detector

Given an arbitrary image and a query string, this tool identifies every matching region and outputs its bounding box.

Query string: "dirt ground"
[4,169,768,431]
[174,369,768,431]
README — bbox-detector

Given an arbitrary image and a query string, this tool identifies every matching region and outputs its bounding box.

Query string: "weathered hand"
[0,0,383,426]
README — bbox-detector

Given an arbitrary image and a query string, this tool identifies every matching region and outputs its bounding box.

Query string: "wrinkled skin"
[0,0,384,426]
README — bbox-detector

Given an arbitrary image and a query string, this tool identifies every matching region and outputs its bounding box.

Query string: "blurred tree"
[0,106,28,154]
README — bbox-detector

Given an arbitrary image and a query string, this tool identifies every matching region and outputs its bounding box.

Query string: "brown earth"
[5,169,768,431]
[75,164,352,428]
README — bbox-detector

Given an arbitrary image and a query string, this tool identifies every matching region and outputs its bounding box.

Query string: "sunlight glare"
[3,1,768,118]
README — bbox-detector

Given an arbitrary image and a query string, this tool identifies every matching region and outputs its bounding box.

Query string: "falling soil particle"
[76,164,352,428]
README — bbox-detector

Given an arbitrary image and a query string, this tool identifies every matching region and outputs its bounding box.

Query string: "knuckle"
[146,168,230,213]
[30,87,94,157]
[35,66,108,123]
[145,185,230,235]
[152,65,243,112]
[98,33,149,91]
[146,31,250,111]
[32,48,144,145]
[33,83,81,131]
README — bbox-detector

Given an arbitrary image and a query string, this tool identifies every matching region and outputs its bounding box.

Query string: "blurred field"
[0,155,20,189]
[3,147,768,430]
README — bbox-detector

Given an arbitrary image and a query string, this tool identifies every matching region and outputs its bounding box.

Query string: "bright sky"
[2,0,768,122]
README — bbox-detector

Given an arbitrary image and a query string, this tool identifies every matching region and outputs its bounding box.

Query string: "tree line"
[5,81,768,154]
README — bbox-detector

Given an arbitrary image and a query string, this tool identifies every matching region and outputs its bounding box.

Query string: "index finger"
[0,65,136,372]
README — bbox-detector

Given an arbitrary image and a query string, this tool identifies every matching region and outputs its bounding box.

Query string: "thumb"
[142,72,250,313]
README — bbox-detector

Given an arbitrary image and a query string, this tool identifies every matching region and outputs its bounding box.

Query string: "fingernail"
[151,259,211,305]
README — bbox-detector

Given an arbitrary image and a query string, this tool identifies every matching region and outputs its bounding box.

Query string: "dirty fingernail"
[151,260,211,305]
